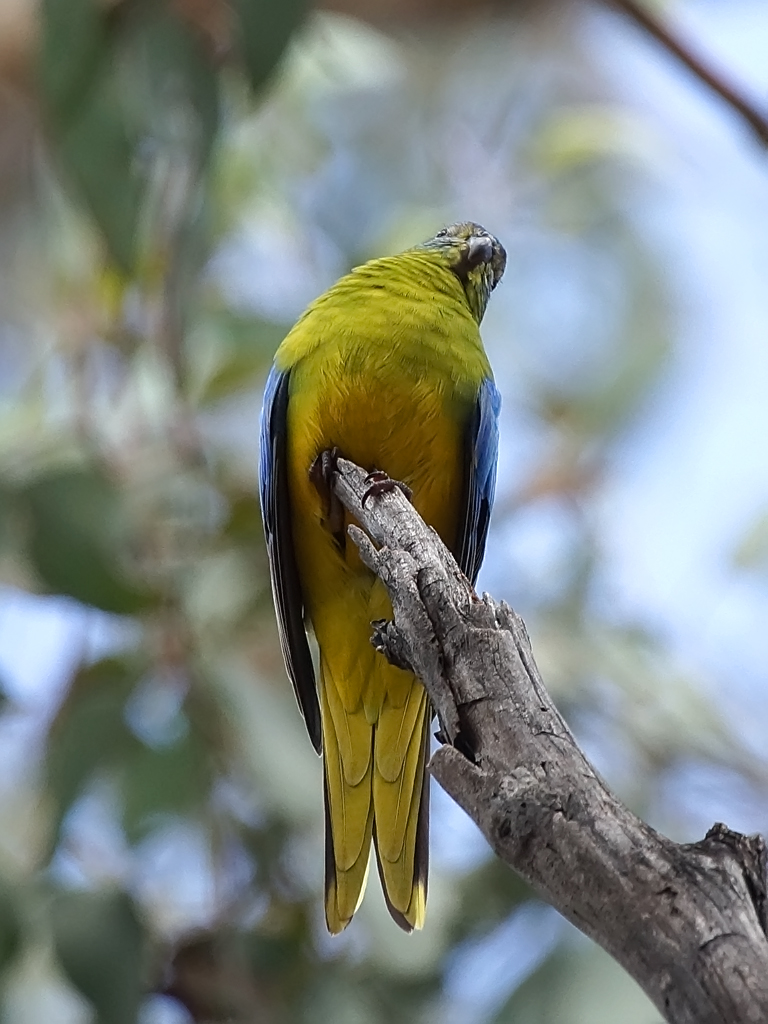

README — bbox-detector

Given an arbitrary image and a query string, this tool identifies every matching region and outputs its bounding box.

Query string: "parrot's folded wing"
[456,377,501,585]
[259,365,322,753]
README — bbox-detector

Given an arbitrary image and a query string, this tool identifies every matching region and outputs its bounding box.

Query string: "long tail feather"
[321,675,375,933]
[372,690,430,931]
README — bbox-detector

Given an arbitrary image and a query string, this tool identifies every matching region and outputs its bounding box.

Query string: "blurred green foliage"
[51,889,145,1024]
[19,468,155,613]
[0,1,762,1022]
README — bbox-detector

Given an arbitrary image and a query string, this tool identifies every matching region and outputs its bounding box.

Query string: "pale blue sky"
[592,0,768,730]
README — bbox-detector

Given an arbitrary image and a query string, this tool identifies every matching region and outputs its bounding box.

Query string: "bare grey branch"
[331,454,768,1024]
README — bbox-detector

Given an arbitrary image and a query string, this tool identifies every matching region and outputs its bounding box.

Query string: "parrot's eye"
[435,227,449,238]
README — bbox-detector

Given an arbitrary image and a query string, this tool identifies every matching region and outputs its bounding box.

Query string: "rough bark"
[331,456,768,1024]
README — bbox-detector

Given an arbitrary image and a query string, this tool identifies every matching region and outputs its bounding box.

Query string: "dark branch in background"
[597,0,768,148]
[329,456,768,1024]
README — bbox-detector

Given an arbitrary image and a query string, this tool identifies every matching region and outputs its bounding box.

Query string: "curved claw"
[310,447,345,548]
[362,470,413,508]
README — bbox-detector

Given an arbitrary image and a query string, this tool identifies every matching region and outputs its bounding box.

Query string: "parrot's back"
[260,224,504,932]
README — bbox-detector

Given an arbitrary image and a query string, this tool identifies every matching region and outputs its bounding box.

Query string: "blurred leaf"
[493,939,658,1024]
[303,973,381,1024]
[51,889,145,1024]
[0,478,13,554]
[40,0,142,271]
[40,1,220,271]
[449,859,531,944]
[0,878,22,976]
[167,932,266,1021]
[56,73,144,274]
[201,351,275,404]
[535,237,670,439]
[240,813,294,890]
[46,657,143,846]
[193,312,286,404]
[249,928,304,979]
[20,466,155,614]
[357,956,439,1024]
[223,491,265,546]
[733,512,768,575]
[39,0,106,122]
[122,732,213,843]
[582,245,670,433]
[126,5,220,171]
[234,0,308,94]
[183,550,260,633]
[531,106,663,175]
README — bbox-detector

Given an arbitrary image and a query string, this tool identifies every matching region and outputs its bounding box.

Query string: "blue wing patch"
[259,366,322,753]
[456,378,501,585]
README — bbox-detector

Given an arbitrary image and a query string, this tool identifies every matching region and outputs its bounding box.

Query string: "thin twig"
[599,0,768,148]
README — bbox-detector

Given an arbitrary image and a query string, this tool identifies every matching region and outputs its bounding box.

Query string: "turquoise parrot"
[260,221,504,931]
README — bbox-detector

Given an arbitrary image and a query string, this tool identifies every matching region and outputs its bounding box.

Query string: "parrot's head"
[419,221,506,324]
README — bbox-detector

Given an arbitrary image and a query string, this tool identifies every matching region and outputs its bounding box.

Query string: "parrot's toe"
[310,447,346,549]
[362,470,413,507]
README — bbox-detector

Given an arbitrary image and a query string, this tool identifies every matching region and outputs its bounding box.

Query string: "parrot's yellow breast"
[278,252,490,587]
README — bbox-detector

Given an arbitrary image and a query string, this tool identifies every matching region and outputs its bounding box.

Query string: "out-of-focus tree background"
[0,0,767,1020]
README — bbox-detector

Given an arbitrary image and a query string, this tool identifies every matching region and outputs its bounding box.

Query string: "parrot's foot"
[309,446,342,494]
[370,618,414,673]
[362,470,413,508]
[310,447,345,550]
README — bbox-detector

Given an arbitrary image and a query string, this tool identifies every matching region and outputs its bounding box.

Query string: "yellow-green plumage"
[261,224,505,932]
